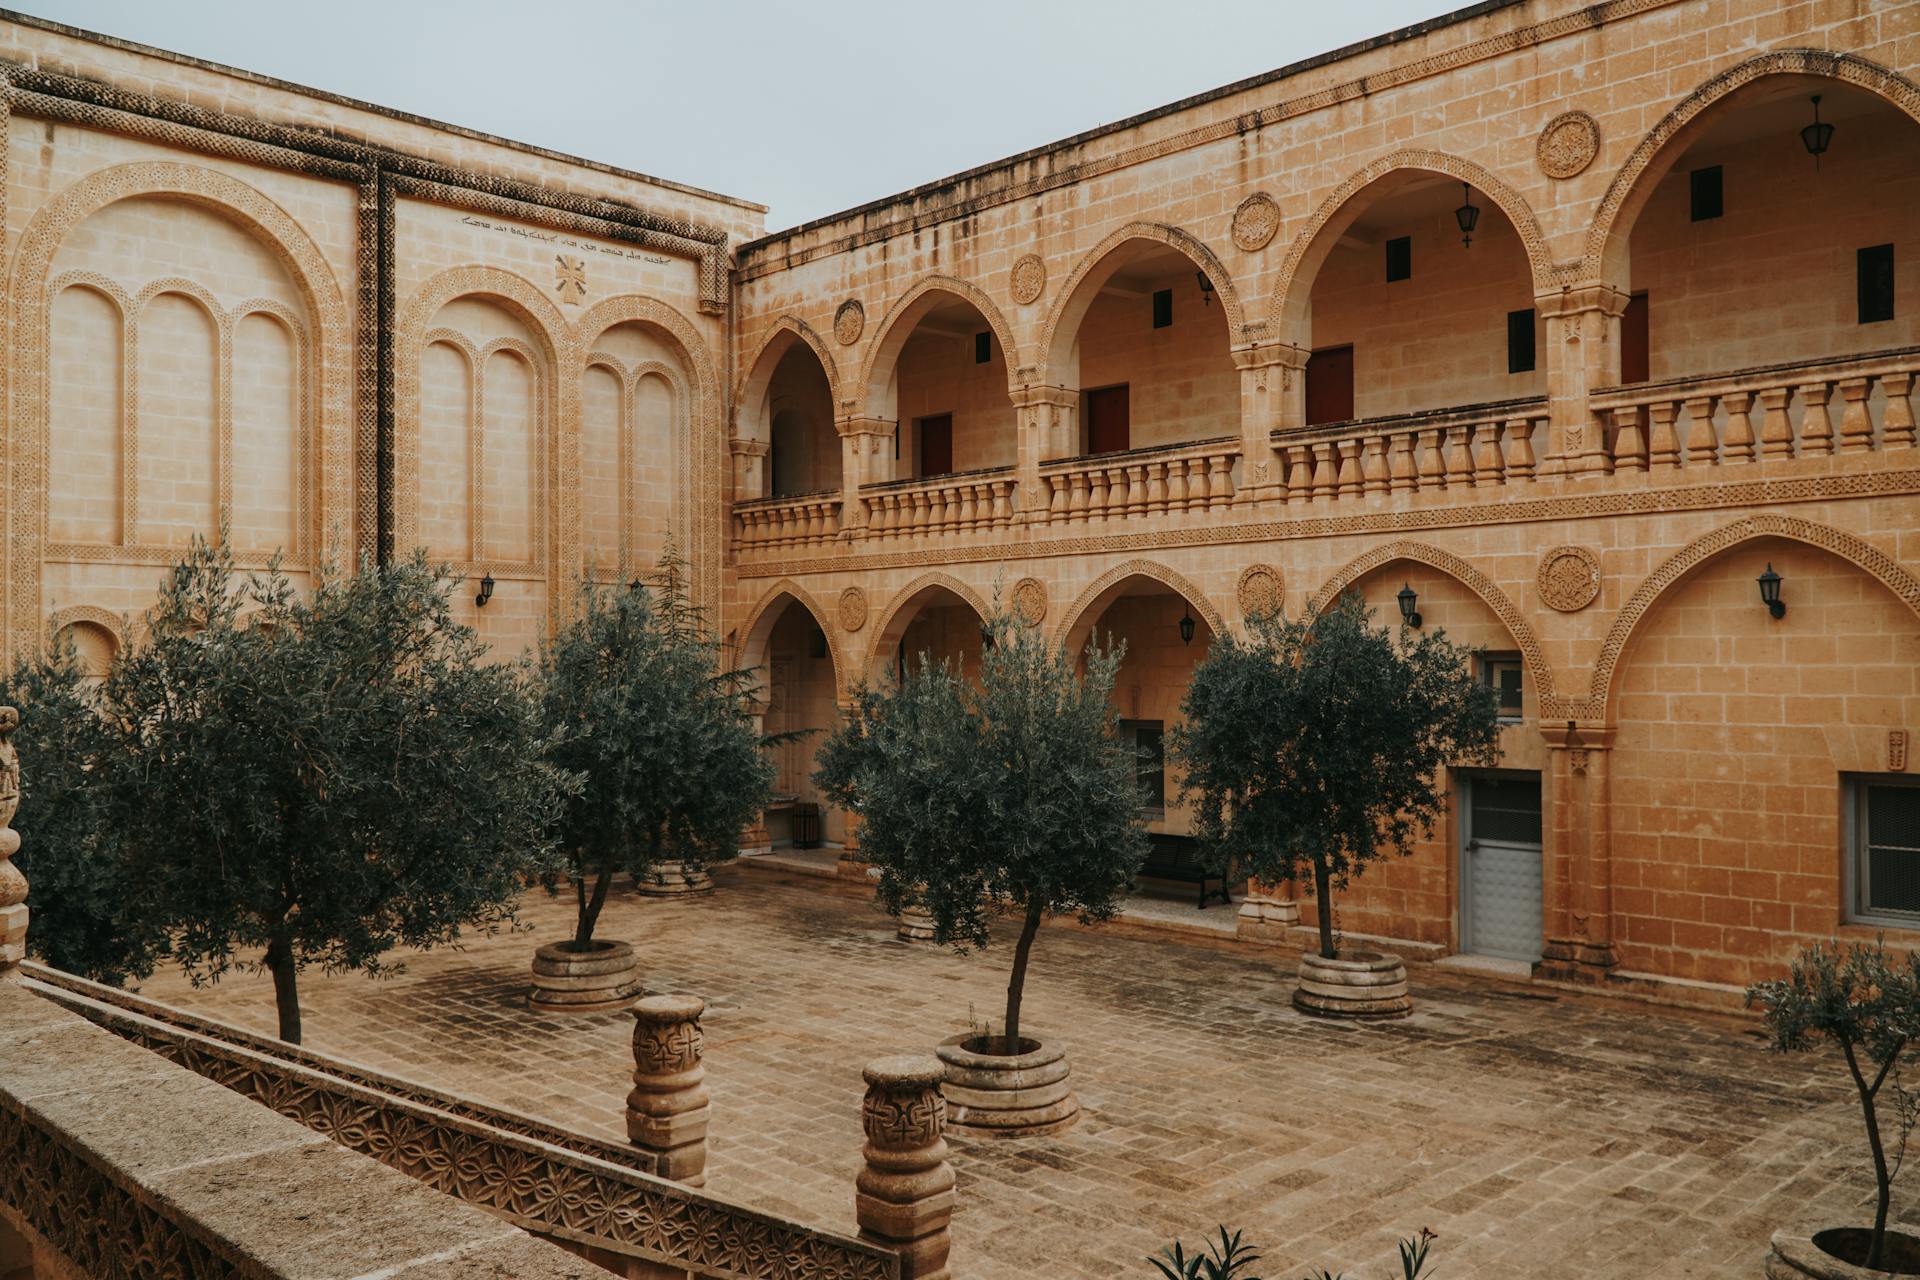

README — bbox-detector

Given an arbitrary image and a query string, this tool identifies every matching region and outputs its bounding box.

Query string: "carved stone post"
[728,437,769,505]
[1012,383,1076,522]
[1537,284,1630,476]
[1235,878,1300,944]
[857,1055,955,1280]
[1538,720,1618,983]
[0,709,21,980]
[1232,344,1297,504]
[626,995,710,1186]
[838,416,897,533]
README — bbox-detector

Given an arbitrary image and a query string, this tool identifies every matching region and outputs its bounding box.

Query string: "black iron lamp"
[1196,271,1216,307]
[1178,606,1196,645]
[979,620,996,650]
[474,572,495,608]
[1757,563,1786,620]
[1397,582,1422,629]
[628,578,641,593]
[1455,182,1481,248]
[1801,94,1835,166]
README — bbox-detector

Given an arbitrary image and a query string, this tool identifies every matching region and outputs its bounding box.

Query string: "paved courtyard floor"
[132,865,1878,1279]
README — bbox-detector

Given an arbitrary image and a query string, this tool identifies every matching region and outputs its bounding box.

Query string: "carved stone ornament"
[1236,563,1284,620]
[1009,254,1047,306]
[1536,110,1601,179]
[834,299,865,345]
[839,586,869,633]
[1537,545,1602,612]
[1231,192,1282,252]
[1011,577,1048,627]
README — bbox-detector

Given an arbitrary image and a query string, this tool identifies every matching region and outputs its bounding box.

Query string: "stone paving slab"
[127,866,1886,1280]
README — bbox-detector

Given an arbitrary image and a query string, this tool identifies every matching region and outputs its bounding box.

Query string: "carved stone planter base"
[896,903,937,942]
[1767,1229,1920,1278]
[935,1033,1079,1137]
[529,939,641,1013]
[1292,949,1412,1020]
[633,861,714,897]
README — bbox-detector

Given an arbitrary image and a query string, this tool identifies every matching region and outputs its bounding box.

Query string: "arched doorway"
[860,281,1018,480]
[741,590,844,849]
[736,327,841,501]
[870,578,990,687]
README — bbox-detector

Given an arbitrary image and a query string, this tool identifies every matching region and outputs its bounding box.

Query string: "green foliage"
[84,537,566,1043]
[2,645,167,985]
[1174,592,1499,959]
[814,603,1147,1045]
[537,545,773,948]
[1749,940,1920,1269]
[1152,1227,1438,1280]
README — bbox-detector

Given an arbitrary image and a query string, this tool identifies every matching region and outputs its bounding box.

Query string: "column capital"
[728,437,769,458]
[837,415,897,439]
[1009,384,1078,411]
[1535,282,1631,321]
[1231,341,1309,373]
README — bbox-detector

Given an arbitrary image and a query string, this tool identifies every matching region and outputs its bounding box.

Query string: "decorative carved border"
[867,571,994,678]
[1040,222,1248,374]
[1054,559,1227,652]
[855,275,1024,418]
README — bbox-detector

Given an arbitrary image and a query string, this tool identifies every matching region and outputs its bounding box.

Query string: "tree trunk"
[1844,1041,1894,1269]
[575,861,615,949]
[1003,903,1044,1051]
[1312,855,1336,960]
[264,930,302,1046]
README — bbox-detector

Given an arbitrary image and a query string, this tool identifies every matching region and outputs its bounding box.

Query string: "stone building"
[1,0,1916,1007]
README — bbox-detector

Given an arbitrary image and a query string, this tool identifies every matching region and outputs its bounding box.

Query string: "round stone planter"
[633,861,714,897]
[528,939,641,1013]
[1767,1229,1920,1278]
[896,902,937,942]
[1292,949,1413,1020]
[935,1033,1079,1137]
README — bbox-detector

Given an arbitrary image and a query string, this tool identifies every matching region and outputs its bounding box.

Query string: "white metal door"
[1462,774,1544,962]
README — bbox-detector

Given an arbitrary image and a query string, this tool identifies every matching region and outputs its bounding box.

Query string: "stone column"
[1538,720,1619,982]
[1232,344,1301,505]
[1011,383,1077,522]
[1235,878,1300,944]
[0,708,21,981]
[838,416,897,533]
[1537,285,1630,477]
[857,1055,955,1280]
[626,995,710,1186]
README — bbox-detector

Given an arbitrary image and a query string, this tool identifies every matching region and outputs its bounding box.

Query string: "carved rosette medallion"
[838,586,869,633]
[1011,577,1048,627]
[834,299,865,345]
[1536,111,1600,179]
[1236,563,1284,620]
[1009,254,1047,306]
[1537,545,1602,612]
[1231,192,1282,251]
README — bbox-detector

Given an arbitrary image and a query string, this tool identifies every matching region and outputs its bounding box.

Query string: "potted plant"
[1749,940,1920,1277]
[815,603,1146,1136]
[531,548,773,1013]
[1175,592,1498,1019]
[1150,1225,1437,1279]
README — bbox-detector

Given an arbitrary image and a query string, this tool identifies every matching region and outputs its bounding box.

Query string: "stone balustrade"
[1271,398,1546,504]
[733,491,843,551]
[861,468,1017,541]
[1588,346,1919,471]
[1040,435,1240,526]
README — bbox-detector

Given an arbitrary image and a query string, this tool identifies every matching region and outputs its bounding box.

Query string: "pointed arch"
[738,578,845,700]
[868,571,993,678]
[856,274,1023,419]
[1040,222,1247,383]
[1266,149,1555,344]
[735,315,843,428]
[1587,515,1920,720]
[1584,50,1920,285]
[1308,540,1558,712]
[1055,559,1227,656]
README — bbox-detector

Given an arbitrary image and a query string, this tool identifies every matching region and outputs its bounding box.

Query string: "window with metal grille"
[1385,236,1412,282]
[1467,774,1542,845]
[1121,719,1165,811]
[1853,776,1920,923]
[1479,652,1524,721]
[1152,288,1173,329]
[1689,166,1723,222]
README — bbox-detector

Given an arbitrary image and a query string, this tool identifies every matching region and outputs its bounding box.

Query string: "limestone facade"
[3,2,1919,1002]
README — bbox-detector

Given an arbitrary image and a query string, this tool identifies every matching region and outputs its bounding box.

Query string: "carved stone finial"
[857,1055,954,1280]
[0,706,25,980]
[626,994,710,1185]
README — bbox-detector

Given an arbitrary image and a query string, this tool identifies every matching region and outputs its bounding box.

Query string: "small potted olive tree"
[1175,592,1498,1019]
[814,604,1146,1136]
[1750,940,1920,1277]
[531,549,773,1013]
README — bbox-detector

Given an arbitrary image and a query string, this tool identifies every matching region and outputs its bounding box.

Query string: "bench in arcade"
[1134,832,1232,909]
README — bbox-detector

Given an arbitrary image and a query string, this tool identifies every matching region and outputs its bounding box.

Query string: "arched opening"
[579,318,693,585]
[1293,172,1540,425]
[1048,237,1237,457]
[862,284,1017,479]
[742,336,838,500]
[54,620,117,683]
[872,582,988,687]
[746,594,845,849]
[1610,75,1920,383]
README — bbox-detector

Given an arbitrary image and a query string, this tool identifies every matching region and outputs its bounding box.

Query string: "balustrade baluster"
[1361,436,1389,494]
[1758,386,1795,458]
[956,484,977,532]
[1085,469,1108,521]
[1837,376,1876,453]
[1416,429,1445,488]
[1387,432,1415,492]
[1285,445,1311,500]
[1310,443,1335,501]
[1798,382,1834,455]
[1208,453,1234,503]
[1443,425,1475,486]
[1682,394,1718,465]
[1647,400,1680,469]
[1145,461,1169,515]
[1334,440,1361,498]
[1165,458,1188,512]
[1069,471,1090,524]
[1506,418,1537,480]
[1125,465,1147,517]
[1720,392,1755,463]
[993,481,1013,526]
[1186,457,1210,510]
[1473,422,1504,486]
[1884,372,1917,449]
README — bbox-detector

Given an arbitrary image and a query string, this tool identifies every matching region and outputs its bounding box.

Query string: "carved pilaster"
[729,437,769,505]
[1011,383,1077,521]
[626,995,710,1186]
[1537,284,1630,477]
[1232,344,1301,504]
[857,1055,955,1280]
[837,416,897,532]
[1538,720,1619,982]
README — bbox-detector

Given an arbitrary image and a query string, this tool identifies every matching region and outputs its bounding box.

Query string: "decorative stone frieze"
[0,707,22,979]
[834,299,865,345]
[1231,192,1282,251]
[626,994,711,1186]
[1537,545,1602,612]
[1008,254,1047,306]
[856,1054,955,1280]
[1536,109,1601,178]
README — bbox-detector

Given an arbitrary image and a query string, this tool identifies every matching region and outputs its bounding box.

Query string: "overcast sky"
[16,0,1447,231]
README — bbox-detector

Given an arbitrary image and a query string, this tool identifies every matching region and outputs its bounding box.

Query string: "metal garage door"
[1462,774,1543,962]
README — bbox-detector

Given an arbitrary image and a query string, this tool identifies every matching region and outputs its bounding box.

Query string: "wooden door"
[1305,345,1354,426]
[1621,292,1650,384]
[1085,384,1130,455]
[918,413,953,477]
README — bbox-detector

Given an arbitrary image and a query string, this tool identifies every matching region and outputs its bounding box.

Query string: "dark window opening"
[1860,244,1896,324]
[1621,291,1650,384]
[1085,384,1130,454]
[1689,166,1723,222]
[1467,774,1543,845]
[1152,288,1173,329]
[1304,345,1354,427]
[1855,776,1920,921]
[1507,309,1537,375]
[974,331,992,364]
[1121,719,1166,811]
[1479,652,1524,721]
[1385,236,1412,283]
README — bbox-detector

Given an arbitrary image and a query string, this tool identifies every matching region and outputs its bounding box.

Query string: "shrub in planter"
[532,548,773,1013]
[1749,940,1920,1275]
[1174,593,1498,1018]
[815,603,1147,1135]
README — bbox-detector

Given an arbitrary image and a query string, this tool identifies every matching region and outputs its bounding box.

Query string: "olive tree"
[1174,591,1500,961]
[814,605,1147,1050]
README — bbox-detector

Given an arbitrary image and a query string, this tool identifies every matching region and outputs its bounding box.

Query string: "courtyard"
[129,865,1875,1280]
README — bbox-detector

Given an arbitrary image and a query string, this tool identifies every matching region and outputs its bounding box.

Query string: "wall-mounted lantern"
[979,621,995,650]
[1196,271,1215,308]
[474,573,495,608]
[1178,606,1196,645]
[1397,582,1422,629]
[1757,563,1786,620]
[1455,182,1481,248]
[1801,95,1835,166]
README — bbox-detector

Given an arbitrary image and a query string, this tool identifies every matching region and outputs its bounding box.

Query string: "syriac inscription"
[459,215,673,266]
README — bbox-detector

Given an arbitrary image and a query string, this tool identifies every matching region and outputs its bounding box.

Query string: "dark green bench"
[1135,833,1232,909]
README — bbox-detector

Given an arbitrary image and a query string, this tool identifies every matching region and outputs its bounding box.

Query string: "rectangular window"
[1689,166,1723,222]
[1385,236,1412,282]
[1121,719,1166,811]
[1507,309,1537,375]
[1152,288,1173,329]
[1860,244,1895,324]
[1085,384,1130,454]
[1621,291,1650,384]
[974,331,992,364]
[1852,776,1920,924]
[1304,345,1354,427]
[1479,652,1524,721]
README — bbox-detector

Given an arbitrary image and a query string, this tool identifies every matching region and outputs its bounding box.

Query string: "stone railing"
[1588,346,1918,470]
[1271,398,1546,503]
[860,466,1017,541]
[733,490,843,551]
[1039,435,1240,527]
